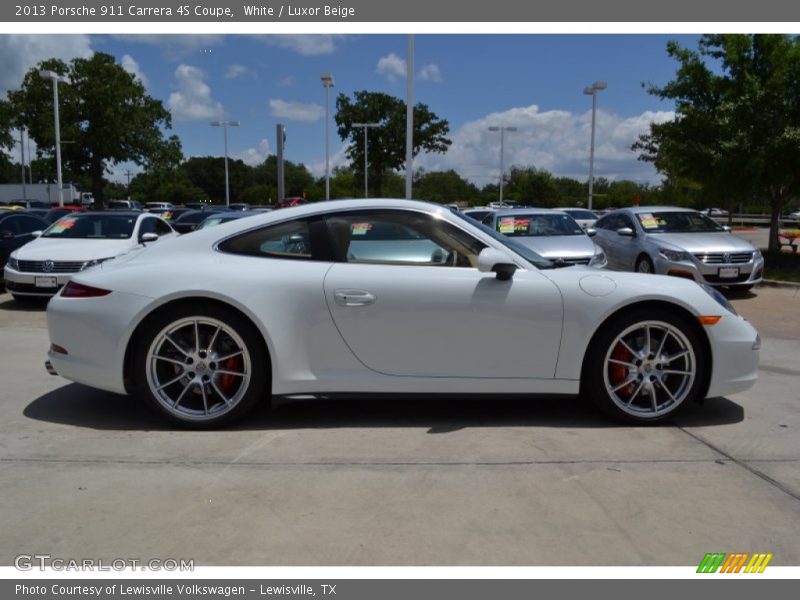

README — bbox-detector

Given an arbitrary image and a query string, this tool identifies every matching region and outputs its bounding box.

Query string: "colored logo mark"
[697,552,773,573]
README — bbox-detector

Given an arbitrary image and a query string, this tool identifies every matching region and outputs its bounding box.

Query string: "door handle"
[334,289,377,307]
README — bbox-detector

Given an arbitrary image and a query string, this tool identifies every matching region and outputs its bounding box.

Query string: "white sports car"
[45,200,760,427]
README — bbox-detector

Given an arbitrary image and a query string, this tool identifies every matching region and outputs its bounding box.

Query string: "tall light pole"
[405,34,414,199]
[321,73,334,201]
[210,120,239,207]
[39,70,69,207]
[487,126,517,204]
[584,80,607,211]
[18,128,27,200]
[351,123,380,198]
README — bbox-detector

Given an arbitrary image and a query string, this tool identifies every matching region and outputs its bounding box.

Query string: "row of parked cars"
[460,204,763,290]
[0,202,269,301]
[1,199,764,304]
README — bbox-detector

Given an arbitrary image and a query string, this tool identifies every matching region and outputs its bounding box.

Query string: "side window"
[154,219,173,236]
[16,216,45,234]
[2,217,22,235]
[325,210,486,268]
[618,214,636,230]
[138,218,158,237]
[219,217,322,260]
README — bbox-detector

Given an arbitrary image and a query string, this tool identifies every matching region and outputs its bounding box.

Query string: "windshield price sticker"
[638,214,663,229]
[50,219,76,233]
[499,217,530,233]
[351,223,372,235]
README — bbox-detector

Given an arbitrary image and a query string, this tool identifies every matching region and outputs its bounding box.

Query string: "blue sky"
[1,34,700,186]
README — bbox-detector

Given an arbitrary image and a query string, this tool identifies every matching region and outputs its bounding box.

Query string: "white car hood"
[646,232,755,253]
[12,237,135,261]
[512,235,597,258]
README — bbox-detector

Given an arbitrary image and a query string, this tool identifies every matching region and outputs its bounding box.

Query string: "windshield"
[453,212,554,269]
[42,214,136,239]
[495,213,584,237]
[636,211,725,233]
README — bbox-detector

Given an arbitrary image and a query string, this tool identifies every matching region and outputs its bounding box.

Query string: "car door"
[615,213,642,270]
[0,215,44,265]
[593,214,622,268]
[322,209,564,379]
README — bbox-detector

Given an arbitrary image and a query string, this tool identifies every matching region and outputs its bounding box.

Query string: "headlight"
[6,255,19,271]
[81,257,113,271]
[754,249,763,260]
[658,248,691,262]
[700,283,737,316]
[589,250,607,268]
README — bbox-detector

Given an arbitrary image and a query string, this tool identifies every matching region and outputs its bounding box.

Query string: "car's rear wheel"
[585,310,707,423]
[635,255,655,274]
[134,304,268,427]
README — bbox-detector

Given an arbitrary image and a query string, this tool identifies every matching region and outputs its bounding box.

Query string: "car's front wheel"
[134,303,269,427]
[584,310,707,423]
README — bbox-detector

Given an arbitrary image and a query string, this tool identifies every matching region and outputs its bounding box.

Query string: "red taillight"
[61,281,112,298]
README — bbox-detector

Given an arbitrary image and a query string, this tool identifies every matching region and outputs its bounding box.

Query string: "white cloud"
[232,139,272,166]
[418,64,442,83]
[278,75,295,88]
[0,35,93,94]
[255,35,348,56]
[376,53,407,81]
[307,145,349,178]
[168,64,224,121]
[269,99,325,122]
[415,105,675,185]
[120,54,148,88]
[224,64,251,80]
[110,35,224,59]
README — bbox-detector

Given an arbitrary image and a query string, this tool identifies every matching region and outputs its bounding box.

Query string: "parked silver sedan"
[483,209,606,267]
[593,206,764,289]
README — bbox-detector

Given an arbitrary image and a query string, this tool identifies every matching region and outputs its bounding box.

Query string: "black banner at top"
[3,0,800,23]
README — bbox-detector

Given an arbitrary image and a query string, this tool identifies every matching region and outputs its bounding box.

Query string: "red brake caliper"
[218,356,241,395]
[610,343,633,398]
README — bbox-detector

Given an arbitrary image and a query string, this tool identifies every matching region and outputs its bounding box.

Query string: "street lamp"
[352,122,380,198]
[210,120,239,207]
[583,80,607,211]
[39,70,69,207]
[487,126,517,204]
[321,72,334,201]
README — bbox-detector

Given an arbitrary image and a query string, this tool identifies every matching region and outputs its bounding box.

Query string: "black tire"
[133,302,269,428]
[11,294,43,303]
[733,284,754,292]
[583,308,708,424]
[635,255,655,274]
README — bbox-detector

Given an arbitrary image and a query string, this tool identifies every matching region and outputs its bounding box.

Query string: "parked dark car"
[107,199,144,211]
[0,212,49,287]
[9,200,49,209]
[43,206,86,223]
[147,207,194,222]
[172,208,226,234]
[22,208,52,220]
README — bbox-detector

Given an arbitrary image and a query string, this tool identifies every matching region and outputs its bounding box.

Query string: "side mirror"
[31,230,42,238]
[477,247,517,281]
[140,232,159,244]
[0,230,13,240]
[586,228,597,237]
[617,227,635,238]
[722,225,732,232]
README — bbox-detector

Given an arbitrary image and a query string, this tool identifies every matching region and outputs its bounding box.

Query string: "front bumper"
[705,315,760,397]
[3,265,73,297]
[654,254,764,287]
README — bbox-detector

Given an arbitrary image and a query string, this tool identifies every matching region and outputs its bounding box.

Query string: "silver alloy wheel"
[602,320,696,418]
[145,316,252,421]
[637,258,653,273]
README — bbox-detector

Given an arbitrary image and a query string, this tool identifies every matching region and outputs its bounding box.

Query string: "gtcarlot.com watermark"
[14,554,194,571]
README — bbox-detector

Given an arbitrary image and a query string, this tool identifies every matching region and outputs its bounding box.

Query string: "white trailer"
[0,183,84,205]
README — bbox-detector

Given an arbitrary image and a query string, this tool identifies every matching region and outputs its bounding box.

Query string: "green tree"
[252,155,315,199]
[635,34,800,250]
[414,169,479,204]
[9,53,174,207]
[335,91,451,196]
[504,167,558,206]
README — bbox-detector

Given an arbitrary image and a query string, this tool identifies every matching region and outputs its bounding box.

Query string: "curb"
[760,279,800,289]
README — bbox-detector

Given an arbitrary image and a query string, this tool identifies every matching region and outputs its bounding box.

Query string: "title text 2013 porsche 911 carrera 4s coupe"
[44,200,760,427]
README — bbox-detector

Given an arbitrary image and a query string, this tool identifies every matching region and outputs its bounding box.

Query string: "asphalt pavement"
[0,285,798,566]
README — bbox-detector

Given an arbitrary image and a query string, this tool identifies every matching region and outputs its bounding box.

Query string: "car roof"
[73,211,150,218]
[490,208,568,217]
[620,206,699,214]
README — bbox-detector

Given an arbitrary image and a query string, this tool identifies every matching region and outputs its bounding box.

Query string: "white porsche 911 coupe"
[45,200,760,427]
